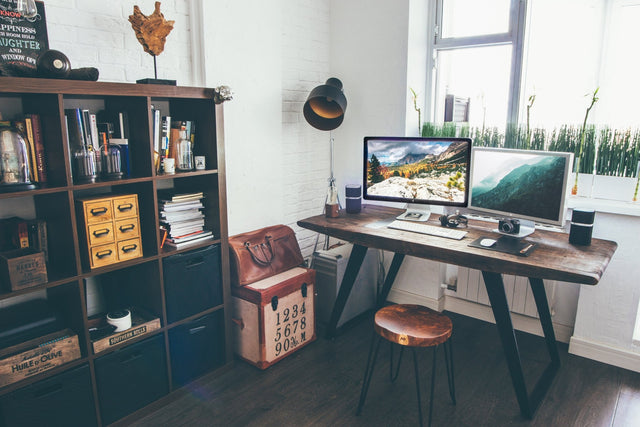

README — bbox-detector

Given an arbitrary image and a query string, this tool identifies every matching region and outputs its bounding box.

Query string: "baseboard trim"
[569,336,640,373]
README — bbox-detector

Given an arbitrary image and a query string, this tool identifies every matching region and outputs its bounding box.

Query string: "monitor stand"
[396,203,431,222]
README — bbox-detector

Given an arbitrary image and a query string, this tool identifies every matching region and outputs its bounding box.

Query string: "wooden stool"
[356,304,456,427]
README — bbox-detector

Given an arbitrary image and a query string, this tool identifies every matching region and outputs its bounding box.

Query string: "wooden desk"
[298,204,617,419]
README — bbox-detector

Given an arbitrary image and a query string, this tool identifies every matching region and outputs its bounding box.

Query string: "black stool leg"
[443,339,456,404]
[357,333,382,415]
[411,348,424,427]
[427,345,438,427]
[390,343,404,382]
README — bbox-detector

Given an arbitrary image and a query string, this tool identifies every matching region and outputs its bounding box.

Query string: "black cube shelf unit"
[0,77,232,426]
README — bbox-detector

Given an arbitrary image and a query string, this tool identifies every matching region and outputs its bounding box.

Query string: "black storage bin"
[0,364,97,427]
[169,310,225,387]
[94,334,168,425]
[163,244,223,323]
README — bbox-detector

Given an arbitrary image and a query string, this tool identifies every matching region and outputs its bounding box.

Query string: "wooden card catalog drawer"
[88,223,115,246]
[112,195,138,219]
[84,200,113,224]
[91,243,118,268]
[115,218,140,240]
[77,194,143,269]
[117,238,142,261]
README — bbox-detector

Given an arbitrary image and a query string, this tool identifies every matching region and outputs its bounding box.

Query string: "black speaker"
[569,208,595,245]
[345,184,361,213]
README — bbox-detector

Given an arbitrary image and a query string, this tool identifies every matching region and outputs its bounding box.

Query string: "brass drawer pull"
[119,224,135,232]
[96,249,113,259]
[121,244,138,253]
[92,228,110,237]
[117,203,133,212]
[90,207,108,216]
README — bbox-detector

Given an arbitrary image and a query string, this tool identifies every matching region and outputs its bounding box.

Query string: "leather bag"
[229,225,304,286]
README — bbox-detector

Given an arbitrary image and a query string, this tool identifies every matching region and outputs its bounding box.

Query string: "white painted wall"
[570,211,640,371]
[46,0,195,85]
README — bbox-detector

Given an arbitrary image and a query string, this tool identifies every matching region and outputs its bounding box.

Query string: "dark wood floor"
[132,312,640,427]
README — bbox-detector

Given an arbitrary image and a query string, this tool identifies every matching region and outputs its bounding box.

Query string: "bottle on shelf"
[176,127,193,172]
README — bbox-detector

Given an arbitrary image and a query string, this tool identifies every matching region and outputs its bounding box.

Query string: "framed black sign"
[0,0,48,72]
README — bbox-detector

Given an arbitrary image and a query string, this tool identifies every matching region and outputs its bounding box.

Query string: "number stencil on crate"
[231,267,316,369]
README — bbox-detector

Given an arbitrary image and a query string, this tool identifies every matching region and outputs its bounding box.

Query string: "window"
[425,0,640,181]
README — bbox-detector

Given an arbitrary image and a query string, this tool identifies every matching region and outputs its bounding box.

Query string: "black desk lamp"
[303,77,347,251]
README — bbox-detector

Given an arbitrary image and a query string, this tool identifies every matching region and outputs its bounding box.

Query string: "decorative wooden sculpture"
[129,1,175,83]
[129,2,174,56]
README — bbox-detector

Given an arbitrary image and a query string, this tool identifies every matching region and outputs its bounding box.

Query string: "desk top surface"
[297,205,618,285]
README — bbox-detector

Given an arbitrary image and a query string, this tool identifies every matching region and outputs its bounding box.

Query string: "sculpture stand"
[137,55,176,86]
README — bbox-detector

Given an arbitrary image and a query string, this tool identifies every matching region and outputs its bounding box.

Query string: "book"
[160,202,204,212]
[167,230,213,244]
[160,212,204,222]
[158,191,204,202]
[64,108,86,148]
[152,107,161,172]
[164,234,214,250]
[27,114,47,183]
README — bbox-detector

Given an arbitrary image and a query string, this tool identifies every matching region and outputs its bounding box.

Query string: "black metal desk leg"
[482,271,532,418]
[482,272,560,419]
[325,244,368,339]
[377,253,405,308]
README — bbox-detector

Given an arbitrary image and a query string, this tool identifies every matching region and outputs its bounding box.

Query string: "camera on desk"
[498,218,520,234]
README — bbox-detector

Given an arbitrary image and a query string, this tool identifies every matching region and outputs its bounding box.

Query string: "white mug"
[163,157,175,174]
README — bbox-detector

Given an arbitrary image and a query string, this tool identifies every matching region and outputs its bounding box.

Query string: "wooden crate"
[89,308,161,354]
[0,329,81,387]
[231,267,315,369]
[0,249,47,292]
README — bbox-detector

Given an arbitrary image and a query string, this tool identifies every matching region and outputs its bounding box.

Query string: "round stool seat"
[374,304,452,347]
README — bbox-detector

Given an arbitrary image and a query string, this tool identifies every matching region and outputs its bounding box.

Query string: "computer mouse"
[480,238,497,247]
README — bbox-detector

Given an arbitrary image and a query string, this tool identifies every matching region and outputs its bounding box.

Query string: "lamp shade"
[303,78,347,131]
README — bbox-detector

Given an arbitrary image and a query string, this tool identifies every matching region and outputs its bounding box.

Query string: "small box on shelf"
[0,249,48,292]
[0,328,81,388]
[88,307,161,354]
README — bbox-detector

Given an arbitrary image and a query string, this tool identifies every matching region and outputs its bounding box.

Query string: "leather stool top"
[374,304,453,347]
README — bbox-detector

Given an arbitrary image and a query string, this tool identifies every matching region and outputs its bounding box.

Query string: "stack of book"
[159,192,214,249]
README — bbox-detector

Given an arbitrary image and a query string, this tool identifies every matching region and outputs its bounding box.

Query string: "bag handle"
[245,235,274,266]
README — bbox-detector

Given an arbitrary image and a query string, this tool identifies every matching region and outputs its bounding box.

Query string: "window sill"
[567,196,640,217]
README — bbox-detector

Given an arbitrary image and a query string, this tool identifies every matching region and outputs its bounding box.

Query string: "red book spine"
[29,114,47,183]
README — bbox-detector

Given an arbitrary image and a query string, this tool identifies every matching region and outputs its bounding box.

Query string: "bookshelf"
[0,77,231,426]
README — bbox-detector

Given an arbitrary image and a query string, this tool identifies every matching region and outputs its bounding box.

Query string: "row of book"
[0,217,48,263]
[1,114,47,184]
[159,191,214,250]
[65,108,132,177]
[151,105,196,173]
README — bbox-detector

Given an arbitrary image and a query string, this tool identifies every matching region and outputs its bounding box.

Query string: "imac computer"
[363,136,472,221]
[468,147,573,239]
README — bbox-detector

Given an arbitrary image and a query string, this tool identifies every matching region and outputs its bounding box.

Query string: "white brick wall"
[43,0,331,256]
[45,0,195,85]
[282,0,332,258]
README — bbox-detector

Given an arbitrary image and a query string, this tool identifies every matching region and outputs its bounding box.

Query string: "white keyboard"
[387,220,467,240]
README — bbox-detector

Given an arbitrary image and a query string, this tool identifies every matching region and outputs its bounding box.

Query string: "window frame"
[426,0,527,127]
